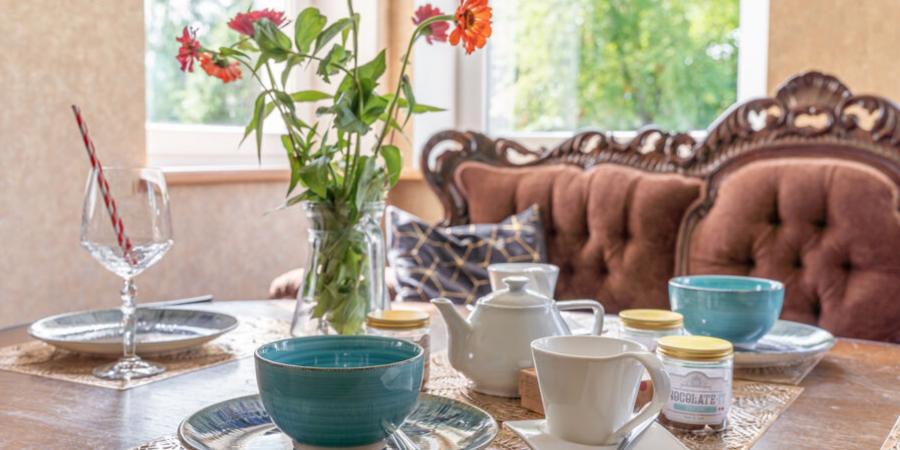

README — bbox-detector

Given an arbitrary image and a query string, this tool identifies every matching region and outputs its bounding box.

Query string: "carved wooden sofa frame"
[420,71,900,341]
[421,71,900,274]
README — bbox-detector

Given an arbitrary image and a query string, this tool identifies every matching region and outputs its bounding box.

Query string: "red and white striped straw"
[71,105,135,264]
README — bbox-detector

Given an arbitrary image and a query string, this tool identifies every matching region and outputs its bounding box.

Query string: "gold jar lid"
[366,310,430,329]
[619,309,683,330]
[657,335,733,361]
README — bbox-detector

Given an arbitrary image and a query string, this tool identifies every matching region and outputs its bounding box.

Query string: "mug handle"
[556,300,605,335]
[610,351,671,443]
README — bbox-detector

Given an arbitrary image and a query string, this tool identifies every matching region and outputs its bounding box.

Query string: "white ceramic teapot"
[432,276,605,397]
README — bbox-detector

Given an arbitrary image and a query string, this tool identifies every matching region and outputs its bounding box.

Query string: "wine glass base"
[92,356,165,380]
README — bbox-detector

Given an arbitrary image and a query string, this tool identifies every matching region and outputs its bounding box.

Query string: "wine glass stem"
[121,278,137,360]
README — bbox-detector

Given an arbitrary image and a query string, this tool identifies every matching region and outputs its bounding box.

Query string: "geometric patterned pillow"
[386,205,547,304]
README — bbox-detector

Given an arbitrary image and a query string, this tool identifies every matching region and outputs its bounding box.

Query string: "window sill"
[163,165,424,186]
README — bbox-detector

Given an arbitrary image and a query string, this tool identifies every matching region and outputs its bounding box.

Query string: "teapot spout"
[430,298,472,369]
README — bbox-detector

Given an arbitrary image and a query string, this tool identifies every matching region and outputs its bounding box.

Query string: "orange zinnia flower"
[199,53,242,83]
[449,0,492,54]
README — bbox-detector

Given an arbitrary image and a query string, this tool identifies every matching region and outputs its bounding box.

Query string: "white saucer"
[504,420,687,450]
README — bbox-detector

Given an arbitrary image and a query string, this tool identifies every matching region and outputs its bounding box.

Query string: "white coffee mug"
[488,263,559,297]
[531,335,671,446]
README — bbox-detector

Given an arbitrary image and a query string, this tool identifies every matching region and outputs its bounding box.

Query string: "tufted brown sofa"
[421,72,900,343]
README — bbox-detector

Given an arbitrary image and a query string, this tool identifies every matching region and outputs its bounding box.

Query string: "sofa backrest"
[676,73,900,342]
[453,162,701,311]
[421,71,900,341]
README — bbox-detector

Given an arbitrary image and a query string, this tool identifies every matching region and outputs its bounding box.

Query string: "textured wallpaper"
[0,0,309,326]
[768,0,900,99]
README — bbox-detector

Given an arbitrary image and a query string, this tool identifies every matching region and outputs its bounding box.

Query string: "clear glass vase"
[291,201,388,336]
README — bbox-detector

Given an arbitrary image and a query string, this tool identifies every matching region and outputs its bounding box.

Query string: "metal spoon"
[382,421,419,450]
[617,413,659,450]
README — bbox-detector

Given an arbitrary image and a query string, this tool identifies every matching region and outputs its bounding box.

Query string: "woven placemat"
[882,416,900,450]
[0,316,290,390]
[593,315,823,386]
[132,351,802,450]
[733,353,826,386]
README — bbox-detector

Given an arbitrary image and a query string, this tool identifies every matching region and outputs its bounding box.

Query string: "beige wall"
[1,0,146,325]
[0,1,308,327]
[768,0,900,97]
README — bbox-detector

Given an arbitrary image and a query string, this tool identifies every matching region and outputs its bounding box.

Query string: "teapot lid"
[479,276,551,307]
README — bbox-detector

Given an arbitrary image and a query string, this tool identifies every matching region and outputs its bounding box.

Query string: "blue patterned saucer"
[28,308,238,356]
[178,393,498,450]
[734,320,835,368]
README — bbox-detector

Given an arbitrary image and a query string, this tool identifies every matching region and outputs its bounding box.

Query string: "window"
[145,0,266,127]
[412,0,768,156]
[488,0,740,134]
[144,0,380,168]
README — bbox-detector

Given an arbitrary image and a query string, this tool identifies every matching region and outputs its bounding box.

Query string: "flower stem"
[373,14,454,158]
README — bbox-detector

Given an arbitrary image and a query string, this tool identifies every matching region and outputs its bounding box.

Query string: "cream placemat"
[882,416,900,450]
[132,351,802,450]
[0,316,290,390]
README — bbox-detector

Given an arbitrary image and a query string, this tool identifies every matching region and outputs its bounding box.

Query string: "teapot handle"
[556,300,605,335]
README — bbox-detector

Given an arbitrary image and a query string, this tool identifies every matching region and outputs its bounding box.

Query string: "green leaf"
[294,7,326,53]
[298,156,330,198]
[273,90,296,113]
[382,93,445,113]
[400,74,416,127]
[241,92,267,161]
[335,102,369,134]
[279,190,316,210]
[254,21,291,60]
[283,135,302,196]
[317,45,350,82]
[236,39,258,52]
[290,90,332,103]
[357,50,386,82]
[253,93,266,161]
[360,93,388,125]
[314,18,352,55]
[342,14,359,46]
[381,144,403,187]
[218,47,248,59]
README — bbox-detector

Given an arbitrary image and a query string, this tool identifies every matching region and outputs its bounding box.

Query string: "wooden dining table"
[0,299,898,449]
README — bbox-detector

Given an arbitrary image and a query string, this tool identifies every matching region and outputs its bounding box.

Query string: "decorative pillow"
[387,205,547,304]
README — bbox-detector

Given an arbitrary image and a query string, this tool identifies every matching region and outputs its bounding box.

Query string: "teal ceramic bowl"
[255,335,424,448]
[669,275,784,346]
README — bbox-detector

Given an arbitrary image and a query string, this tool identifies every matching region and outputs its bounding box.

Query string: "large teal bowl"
[669,275,784,346]
[255,335,424,448]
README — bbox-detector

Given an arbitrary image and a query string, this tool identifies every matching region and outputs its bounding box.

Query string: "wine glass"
[80,167,174,380]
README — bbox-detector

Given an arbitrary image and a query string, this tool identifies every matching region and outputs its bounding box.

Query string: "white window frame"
[145,0,381,169]
[413,0,769,163]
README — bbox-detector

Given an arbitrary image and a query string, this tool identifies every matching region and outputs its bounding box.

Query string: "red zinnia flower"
[200,53,242,83]
[412,4,449,45]
[449,0,492,54]
[176,26,201,72]
[227,9,286,37]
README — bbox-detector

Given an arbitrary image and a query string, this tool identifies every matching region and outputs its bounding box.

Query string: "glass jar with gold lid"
[618,309,684,352]
[366,310,431,389]
[656,335,733,432]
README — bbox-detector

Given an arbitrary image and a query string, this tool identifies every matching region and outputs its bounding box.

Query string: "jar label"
[663,369,731,425]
